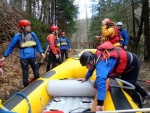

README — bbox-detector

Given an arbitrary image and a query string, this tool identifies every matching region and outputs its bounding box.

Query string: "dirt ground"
[136,62,150,108]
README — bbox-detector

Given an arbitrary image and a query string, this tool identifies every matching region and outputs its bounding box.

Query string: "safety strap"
[112,48,120,72]
[96,47,121,73]
[96,48,114,65]
[95,54,102,65]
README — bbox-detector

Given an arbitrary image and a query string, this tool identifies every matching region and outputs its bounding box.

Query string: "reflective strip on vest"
[60,38,68,46]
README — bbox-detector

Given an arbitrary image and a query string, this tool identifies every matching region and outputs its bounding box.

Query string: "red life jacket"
[96,41,127,75]
[108,26,121,44]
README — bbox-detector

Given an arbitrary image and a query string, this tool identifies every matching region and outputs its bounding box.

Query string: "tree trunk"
[136,2,145,48]
[39,0,45,21]
[131,0,137,53]
[143,0,150,61]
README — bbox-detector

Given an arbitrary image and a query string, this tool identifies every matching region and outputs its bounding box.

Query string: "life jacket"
[47,34,61,54]
[60,38,68,46]
[108,26,121,44]
[96,41,127,75]
[19,33,36,49]
[55,37,60,47]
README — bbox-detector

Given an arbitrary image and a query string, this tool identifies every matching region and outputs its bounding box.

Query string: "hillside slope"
[0,0,22,101]
[0,1,23,42]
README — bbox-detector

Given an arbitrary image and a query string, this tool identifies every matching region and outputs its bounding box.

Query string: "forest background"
[0,0,149,108]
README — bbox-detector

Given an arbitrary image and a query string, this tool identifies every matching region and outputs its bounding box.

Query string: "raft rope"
[89,75,135,90]
[110,78,135,90]
[10,92,31,113]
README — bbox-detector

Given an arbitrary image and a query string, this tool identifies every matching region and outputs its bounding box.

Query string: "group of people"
[0,18,149,111]
[0,19,71,87]
[96,18,129,50]
[78,18,150,111]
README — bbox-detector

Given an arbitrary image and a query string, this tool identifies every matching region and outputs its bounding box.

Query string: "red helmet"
[61,32,65,35]
[50,26,59,32]
[19,19,31,28]
[104,18,111,24]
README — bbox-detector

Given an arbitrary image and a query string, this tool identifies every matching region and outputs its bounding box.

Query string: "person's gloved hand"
[95,36,101,40]
[0,68,4,78]
[68,48,71,52]
[76,78,87,83]
[0,57,5,62]
[96,106,104,111]
[124,45,127,50]
[41,53,45,59]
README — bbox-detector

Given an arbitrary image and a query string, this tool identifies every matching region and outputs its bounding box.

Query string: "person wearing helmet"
[46,25,62,70]
[59,32,71,62]
[116,22,129,50]
[101,18,121,47]
[0,19,45,87]
[78,41,150,111]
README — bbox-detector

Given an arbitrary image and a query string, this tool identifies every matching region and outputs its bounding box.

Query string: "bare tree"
[143,0,149,60]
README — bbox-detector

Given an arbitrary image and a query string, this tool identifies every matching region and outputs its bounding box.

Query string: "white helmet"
[116,22,123,26]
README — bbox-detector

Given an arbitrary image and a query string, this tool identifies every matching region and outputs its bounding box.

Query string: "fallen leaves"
[0,42,46,103]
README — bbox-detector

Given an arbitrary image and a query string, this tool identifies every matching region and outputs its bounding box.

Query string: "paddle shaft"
[29,45,49,84]
[94,108,150,113]
[40,44,49,63]
[78,108,150,113]
[137,79,150,84]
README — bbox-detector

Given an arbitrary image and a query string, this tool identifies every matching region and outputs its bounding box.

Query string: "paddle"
[38,45,50,67]
[29,45,49,84]
[82,108,150,113]
[137,79,150,84]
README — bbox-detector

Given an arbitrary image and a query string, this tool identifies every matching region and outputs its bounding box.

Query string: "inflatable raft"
[0,49,149,113]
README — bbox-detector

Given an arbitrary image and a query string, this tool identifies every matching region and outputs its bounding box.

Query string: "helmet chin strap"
[53,31,58,35]
[88,59,96,69]
[21,27,28,33]
[21,26,25,31]
[93,59,96,68]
